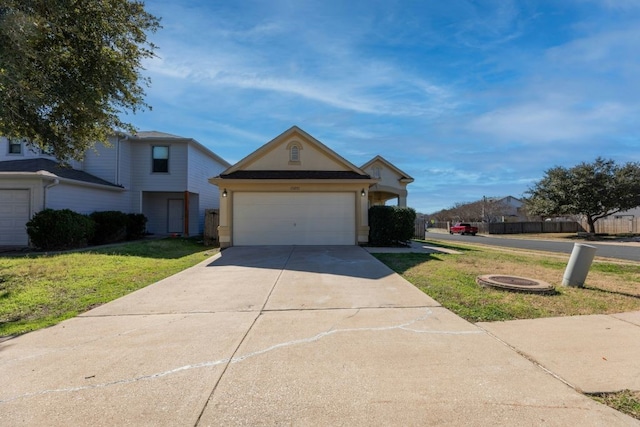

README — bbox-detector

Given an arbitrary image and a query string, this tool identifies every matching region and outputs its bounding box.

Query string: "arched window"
[287,141,302,164]
[290,145,299,162]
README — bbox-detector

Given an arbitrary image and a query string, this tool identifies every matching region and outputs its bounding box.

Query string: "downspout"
[43,178,60,209]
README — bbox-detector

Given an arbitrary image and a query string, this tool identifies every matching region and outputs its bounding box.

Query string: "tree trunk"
[587,216,596,234]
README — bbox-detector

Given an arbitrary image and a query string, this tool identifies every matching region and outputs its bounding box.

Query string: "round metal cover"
[476,275,555,294]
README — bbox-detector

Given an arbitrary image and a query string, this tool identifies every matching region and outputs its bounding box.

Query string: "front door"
[167,199,184,233]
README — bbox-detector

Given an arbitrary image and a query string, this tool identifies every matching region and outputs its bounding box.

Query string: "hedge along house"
[209,126,379,247]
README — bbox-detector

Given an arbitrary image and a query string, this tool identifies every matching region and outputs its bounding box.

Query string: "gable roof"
[0,158,121,187]
[219,126,368,177]
[219,170,371,180]
[360,155,414,183]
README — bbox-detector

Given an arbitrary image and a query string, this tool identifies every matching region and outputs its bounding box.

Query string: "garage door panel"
[0,189,30,246]
[234,192,355,245]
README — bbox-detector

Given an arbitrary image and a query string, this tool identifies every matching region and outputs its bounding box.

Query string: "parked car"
[450,222,478,236]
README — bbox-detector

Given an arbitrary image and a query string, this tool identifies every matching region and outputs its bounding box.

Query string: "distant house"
[210,126,413,247]
[0,132,230,246]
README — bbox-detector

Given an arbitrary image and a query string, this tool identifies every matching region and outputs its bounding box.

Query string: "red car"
[450,222,478,236]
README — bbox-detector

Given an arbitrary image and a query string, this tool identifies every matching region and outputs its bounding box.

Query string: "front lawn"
[375,240,640,322]
[0,238,217,337]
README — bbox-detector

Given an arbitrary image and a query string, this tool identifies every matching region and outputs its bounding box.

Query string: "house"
[0,132,230,246]
[209,126,413,247]
[360,155,414,207]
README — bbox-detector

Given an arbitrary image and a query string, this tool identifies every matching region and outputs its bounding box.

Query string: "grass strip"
[374,240,640,322]
[0,238,217,337]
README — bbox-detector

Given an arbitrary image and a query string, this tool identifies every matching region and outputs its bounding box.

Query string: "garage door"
[233,192,356,245]
[0,190,30,246]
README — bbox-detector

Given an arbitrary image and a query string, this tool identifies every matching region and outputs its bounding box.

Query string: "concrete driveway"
[0,246,635,426]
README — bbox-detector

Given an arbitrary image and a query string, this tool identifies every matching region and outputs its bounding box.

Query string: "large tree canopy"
[0,0,160,161]
[525,157,640,233]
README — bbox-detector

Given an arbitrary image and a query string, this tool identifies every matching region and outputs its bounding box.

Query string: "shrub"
[90,211,129,245]
[368,206,417,246]
[126,213,147,240]
[26,209,95,250]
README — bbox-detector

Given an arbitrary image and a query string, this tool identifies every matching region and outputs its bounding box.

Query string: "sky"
[130,0,640,214]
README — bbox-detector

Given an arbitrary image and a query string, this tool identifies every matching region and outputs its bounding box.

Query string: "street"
[423,231,640,262]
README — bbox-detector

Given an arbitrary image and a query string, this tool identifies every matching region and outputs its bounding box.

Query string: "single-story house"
[209,126,414,247]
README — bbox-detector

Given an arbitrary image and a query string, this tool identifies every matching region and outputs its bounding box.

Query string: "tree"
[0,0,160,162]
[525,157,640,233]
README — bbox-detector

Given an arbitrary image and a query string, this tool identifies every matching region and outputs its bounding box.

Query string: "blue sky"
[132,0,640,214]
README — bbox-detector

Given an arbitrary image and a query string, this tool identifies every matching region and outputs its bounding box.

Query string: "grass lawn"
[374,239,640,322]
[0,238,217,337]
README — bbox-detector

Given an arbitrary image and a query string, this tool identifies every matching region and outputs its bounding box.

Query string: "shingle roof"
[219,170,371,180]
[0,158,120,187]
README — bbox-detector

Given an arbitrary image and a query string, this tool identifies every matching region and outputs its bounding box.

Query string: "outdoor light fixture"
[222,189,228,197]
[361,188,366,197]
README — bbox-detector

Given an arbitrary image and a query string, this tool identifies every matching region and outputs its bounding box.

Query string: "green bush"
[368,206,417,246]
[393,206,417,242]
[26,209,95,250]
[90,211,129,245]
[126,213,147,240]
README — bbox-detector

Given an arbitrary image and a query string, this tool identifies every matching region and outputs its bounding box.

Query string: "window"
[152,146,169,173]
[372,166,381,179]
[8,139,22,154]
[290,145,300,162]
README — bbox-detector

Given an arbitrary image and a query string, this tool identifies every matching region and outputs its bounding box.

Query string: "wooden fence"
[203,209,219,245]
[420,220,583,235]
[581,217,639,234]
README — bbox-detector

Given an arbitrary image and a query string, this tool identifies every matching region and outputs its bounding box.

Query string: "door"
[167,199,184,233]
[233,192,356,245]
[0,189,30,246]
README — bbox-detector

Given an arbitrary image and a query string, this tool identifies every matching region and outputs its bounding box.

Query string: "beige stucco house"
[210,126,413,248]
[361,155,414,207]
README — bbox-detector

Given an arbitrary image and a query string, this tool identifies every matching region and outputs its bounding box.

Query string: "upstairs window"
[152,146,169,173]
[372,166,381,179]
[8,139,22,154]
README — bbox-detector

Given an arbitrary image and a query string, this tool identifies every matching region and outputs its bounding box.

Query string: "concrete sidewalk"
[0,246,637,426]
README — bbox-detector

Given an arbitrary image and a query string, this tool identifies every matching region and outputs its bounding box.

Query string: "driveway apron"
[0,246,635,426]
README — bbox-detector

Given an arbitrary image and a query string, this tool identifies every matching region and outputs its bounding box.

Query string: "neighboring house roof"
[220,170,371,180]
[0,158,121,187]
[360,155,414,183]
[133,131,187,139]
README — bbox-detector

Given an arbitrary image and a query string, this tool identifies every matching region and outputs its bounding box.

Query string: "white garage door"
[233,192,356,245]
[0,190,30,246]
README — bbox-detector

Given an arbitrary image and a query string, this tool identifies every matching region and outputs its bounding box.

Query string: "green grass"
[0,238,217,336]
[374,241,640,323]
[591,391,640,420]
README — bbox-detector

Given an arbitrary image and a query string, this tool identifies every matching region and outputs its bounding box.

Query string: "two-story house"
[0,132,230,246]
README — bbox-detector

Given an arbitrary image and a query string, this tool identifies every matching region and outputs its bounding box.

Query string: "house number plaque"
[290,186,300,191]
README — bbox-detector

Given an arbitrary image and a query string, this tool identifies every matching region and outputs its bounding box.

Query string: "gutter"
[43,178,60,209]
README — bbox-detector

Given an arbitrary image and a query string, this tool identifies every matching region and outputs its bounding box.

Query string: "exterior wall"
[142,191,193,235]
[244,137,351,171]
[130,141,188,191]
[362,160,409,207]
[187,144,226,232]
[216,181,369,248]
[82,138,120,185]
[46,182,128,214]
